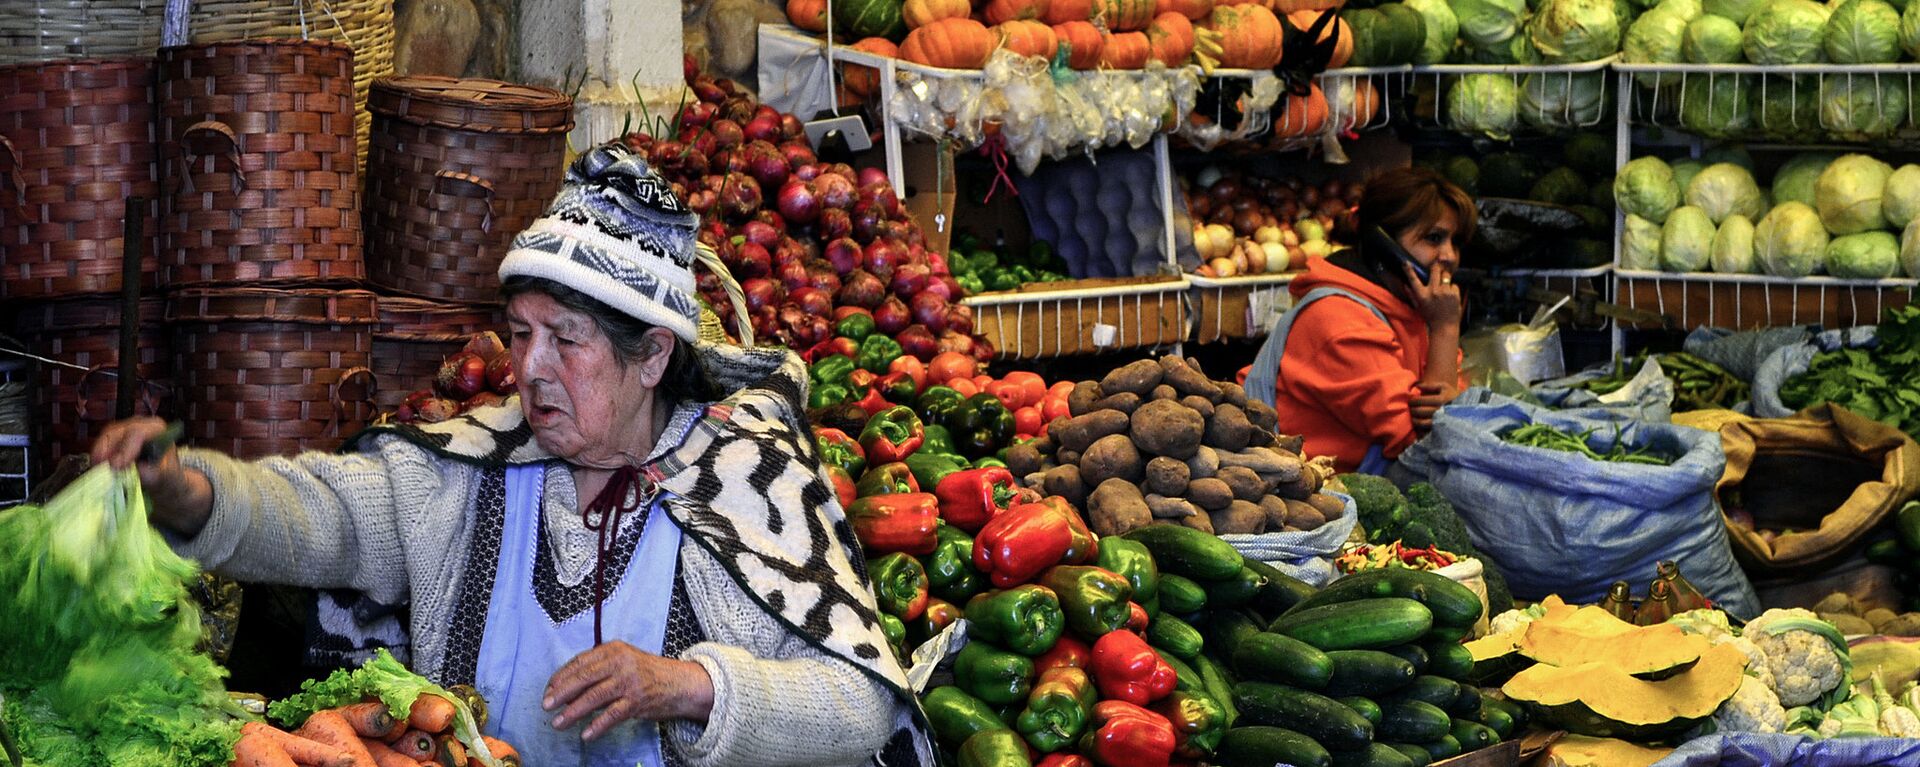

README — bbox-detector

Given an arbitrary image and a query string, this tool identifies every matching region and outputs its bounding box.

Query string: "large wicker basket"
[0,0,165,65]
[363,76,572,303]
[370,294,504,412]
[157,39,363,287]
[0,59,163,299]
[168,287,379,459]
[9,297,171,473]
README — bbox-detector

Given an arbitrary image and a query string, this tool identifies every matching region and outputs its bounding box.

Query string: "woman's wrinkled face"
[1397,208,1463,276]
[507,292,656,462]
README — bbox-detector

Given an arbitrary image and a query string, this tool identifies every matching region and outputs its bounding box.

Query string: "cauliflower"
[1669,609,1737,643]
[1490,602,1549,635]
[1725,636,1776,691]
[1873,674,1920,737]
[1746,608,1852,708]
[1714,675,1788,733]
[1817,688,1881,738]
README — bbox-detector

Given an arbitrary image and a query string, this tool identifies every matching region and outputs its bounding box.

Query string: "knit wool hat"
[498,142,704,342]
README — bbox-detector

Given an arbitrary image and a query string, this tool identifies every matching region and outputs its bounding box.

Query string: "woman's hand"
[544,641,715,741]
[1410,383,1459,435]
[90,416,213,536]
[1404,262,1463,328]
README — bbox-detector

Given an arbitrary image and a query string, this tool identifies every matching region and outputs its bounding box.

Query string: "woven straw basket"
[157,39,363,287]
[370,295,504,412]
[9,297,172,472]
[169,287,379,459]
[0,58,163,299]
[0,0,165,65]
[364,76,573,303]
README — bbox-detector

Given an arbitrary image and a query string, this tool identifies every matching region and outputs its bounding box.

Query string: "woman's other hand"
[544,641,716,741]
[90,416,213,535]
[1410,383,1459,435]
[1404,261,1463,329]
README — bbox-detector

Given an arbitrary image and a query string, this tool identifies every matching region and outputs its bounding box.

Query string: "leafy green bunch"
[1780,305,1920,436]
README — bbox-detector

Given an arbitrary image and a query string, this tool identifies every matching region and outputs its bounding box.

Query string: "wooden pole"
[116,197,144,420]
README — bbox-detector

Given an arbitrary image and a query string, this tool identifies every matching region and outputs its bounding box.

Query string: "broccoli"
[1337,475,1515,615]
[1339,473,1411,539]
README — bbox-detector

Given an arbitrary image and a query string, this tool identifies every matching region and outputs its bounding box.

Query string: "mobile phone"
[1366,225,1430,282]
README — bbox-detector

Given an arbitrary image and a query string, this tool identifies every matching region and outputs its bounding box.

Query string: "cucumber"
[1330,742,1416,767]
[1476,703,1515,738]
[1159,648,1204,692]
[1158,573,1210,614]
[1272,598,1434,651]
[1286,568,1484,629]
[1867,538,1907,567]
[1388,676,1461,710]
[1480,696,1528,730]
[1451,718,1500,751]
[1148,613,1205,660]
[1378,700,1451,743]
[1423,735,1462,761]
[1385,744,1434,767]
[1232,682,1375,751]
[1193,653,1240,727]
[1340,696,1383,727]
[1382,644,1430,675]
[1324,650,1419,697]
[1427,623,1472,643]
[1214,726,1331,767]
[1123,525,1244,581]
[1244,558,1317,618]
[1449,683,1484,718]
[1208,609,1266,661]
[1423,640,1474,681]
[1207,565,1272,610]
[1234,632,1335,690]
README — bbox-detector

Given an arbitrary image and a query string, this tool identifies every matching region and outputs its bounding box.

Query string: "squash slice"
[1502,643,1746,740]
[1518,606,1712,679]
[1538,735,1674,767]
[1464,596,1572,684]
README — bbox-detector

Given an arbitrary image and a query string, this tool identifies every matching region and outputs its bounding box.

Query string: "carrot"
[294,711,381,767]
[360,739,422,767]
[389,730,438,762]
[476,736,521,767]
[230,727,300,767]
[240,723,353,767]
[408,694,457,734]
[436,736,467,767]
[337,702,403,741]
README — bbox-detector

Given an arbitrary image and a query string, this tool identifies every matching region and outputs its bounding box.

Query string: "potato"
[1187,477,1234,511]
[1056,449,1082,467]
[1272,433,1305,454]
[1259,496,1291,530]
[1145,456,1191,496]
[1006,442,1045,478]
[1093,392,1143,414]
[1088,478,1152,537]
[1244,400,1279,433]
[1306,492,1347,521]
[1180,395,1216,420]
[1218,447,1303,480]
[1069,381,1104,416]
[1101,359,1164,397]
[1248,428,1275,447]
[1186,445,1220,479]
[1028,434,1057,456]
[1131,399,1205,459]
[1220,381,1251,409]
[1080,434,1144,486]
[1273,472,1318,501]
[1217,466,1268,502]
[1160,356,1223,400]
[1055,410,1131,454]
[1822,613,1874,636]
[1178,512,1215,535]
[1866,608,1900,632]
[1146,494,1202,519]
[1285,499,1326,531]
[1814,592,1858,616]
[1205,404,1254,452]
[1882,614,1920,637]
[1211,500,1267,535]
[1043,464,1088,507]
[1151,384,1179,401]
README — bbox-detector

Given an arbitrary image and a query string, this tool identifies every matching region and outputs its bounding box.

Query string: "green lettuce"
[270,649,497,766]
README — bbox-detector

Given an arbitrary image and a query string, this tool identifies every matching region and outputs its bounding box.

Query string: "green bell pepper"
[878,612,906,657]
[903,450,967,491]
[985,270,1019,292]
[1094,538,1160,605]
[856,334,903,374]
[972,456,1009,470]
[956,729,1032,767]
[917,386,966,429]
[911,597,963,645]
[927,523,989,604]
[924,686,1010,751]
[868,552,930,620]
[922,423,958,456]
[955,641,1036,706]
[1038,566,1133,641]
[855,462,921,498]
[808,382,854,411]
[878,371,919,405]
[1154,691,1227,760]
[958,273,987,295]
[969,249,1000,271]
[812,427,867,477]
[965,585,1066,657]
[953,393,1016,459]
[810,355,856,387]
[858,406,924,464]
[835,313,876,341]
[1015,667,1096,753]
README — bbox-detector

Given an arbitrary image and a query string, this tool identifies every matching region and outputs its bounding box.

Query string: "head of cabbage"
[1673,158,1709,190]
[1681,73,1754,138]
[1711,214,1758,273]
[1755,201,1832,276]
[1744,0,1832,64]
[1528,0,1623,60]
[1661,0,1706,18]
[1701,144,1755,170]
[1452,0,1532,44]
[1687,162,1768,223]
[1623,9,1691,86]
[1826,231,1901,278]
[1819,73,1909,140]
[1750,74,1823,138]
[1772,152,1841,207]
[1705,0,1767,23]
[1883,164,1920,229]
[1662,205,1717,271]
[1616,156,1683,223]
[1814,153,1894,234]
[1823,0,1902,63]
[1407,0,1463,64]
[1902,221,1920,279]
[1622,213,1665,270]
[1684,14,1747,60]
[1520,72,1611,128]
[1447,74,1522,139]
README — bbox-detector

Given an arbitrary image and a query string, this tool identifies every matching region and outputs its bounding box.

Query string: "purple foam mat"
[1012,147,1195,278]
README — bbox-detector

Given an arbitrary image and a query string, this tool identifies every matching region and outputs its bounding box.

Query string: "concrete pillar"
[517,0,689,147]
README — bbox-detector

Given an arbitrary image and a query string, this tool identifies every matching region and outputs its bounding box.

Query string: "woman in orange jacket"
[1240,167,1477,474]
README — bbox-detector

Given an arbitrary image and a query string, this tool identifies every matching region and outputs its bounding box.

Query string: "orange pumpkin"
[1286,10,1350,68]
[786,0,828,32]
[984,0,1050,24]
[1272,83,1329,137]
[900,17,997,68]
[1155,0,1214,20]
[1269,0,1341,12]
[904,0,972,27]
[1044,0,1096,23]
[1098,0,1157,31]
[1146,12,1195,65]
[1206,4,1283,69]
[1334,79,1381,132]
[841,38,898,98]
[1212,0,1259,5]
[1053,21,1105,68]
[1100,30,1152,67]
[996,19,1061,58]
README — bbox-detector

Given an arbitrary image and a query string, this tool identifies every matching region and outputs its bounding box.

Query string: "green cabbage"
[1529,0,1624,60]
[1662,0,1707,15]
[1520,71,1611,128]
[1662,205,1718,271]
[1684,14,1748,60]
[1465,32,1547,61]
[1820,73,1909,140]
[1712,214,1759,273]
[1532,167,1591,205]
[1701,144,1755,171]
[1407,0,1464,63]
[1442,155,1483,193]
[1452,0,1532,44]
[1673,158,1708,190]
[1681,73,1754,138]
[1824,0,1903,62]
[1482,152,1546,197]
[1826,231,1901,278]
[1566,132,1616,176]
[1902,221,1920,278]
[1593,174,1619,209]
[1905,0,1920,58]
[1773,153,1842,208]
[1687,162,1768,223]
[1751,75,1823,139]
[1815,153,1894,234]
[1447,74,1522,139]
[1706,0,1767,23]
[1756,201,1832,276]
[1883,164,1920,229]
[1744,0,1833,63]
[1616,155,1683,223]
[1623,9,1691,86]
[1623,213,1666,270]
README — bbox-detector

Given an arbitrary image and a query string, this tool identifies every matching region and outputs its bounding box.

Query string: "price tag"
[1091,323,1118,348]
[1245,288,1292,336]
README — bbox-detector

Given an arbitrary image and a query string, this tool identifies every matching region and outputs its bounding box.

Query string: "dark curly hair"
[501,275,722,405]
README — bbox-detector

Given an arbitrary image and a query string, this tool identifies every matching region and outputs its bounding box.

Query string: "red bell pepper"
[1032,496,1098,565]
[1037,755,1094,767]
[1034,635,1091,674]
[934,467,1020,533]
[1090,629,1177,706]
[804,337,859,363]
[813,427,867,477]
[824,464,857,508]
[849,368,878,390]
[973,502,1075,589]
[848,493,940,556]
[1082,701,1176,767]
[855,386,893,418]
[1126,601,1150,633]
[859,406,925,464]
[888,355,928,394]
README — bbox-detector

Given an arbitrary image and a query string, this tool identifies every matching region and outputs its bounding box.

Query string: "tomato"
[1002,371,1048,411]
[833,306,873,323]
[888,355,928,394]
[1049,380,1076,399]
[972,374,994,392]
[928,352,977,386]
[949,377,981,398]
[987,380,1026,411]
[1014,405,1042,437]
[1042,394,1071,424]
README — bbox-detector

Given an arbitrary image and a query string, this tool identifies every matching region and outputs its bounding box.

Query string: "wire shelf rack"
[1407,57,1619,135]
[1614,269,1918,331]
[964,276,1192,359]
[1616,63,1920,145]
[1187,272,1299,343]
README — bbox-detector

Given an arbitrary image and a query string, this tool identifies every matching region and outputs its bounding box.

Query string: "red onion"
[873,296,911,335]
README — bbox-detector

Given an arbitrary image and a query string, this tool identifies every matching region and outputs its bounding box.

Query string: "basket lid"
[167,287,380,326]
[369,75,574,134]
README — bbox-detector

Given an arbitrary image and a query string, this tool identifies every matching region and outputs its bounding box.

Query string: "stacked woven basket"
[0,14,573,473]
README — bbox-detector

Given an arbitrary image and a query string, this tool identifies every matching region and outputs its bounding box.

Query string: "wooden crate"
[964,276,1190,360]
[1189,273,1297,343]
[1616,271,1916,331]
[1435,740,1521,767]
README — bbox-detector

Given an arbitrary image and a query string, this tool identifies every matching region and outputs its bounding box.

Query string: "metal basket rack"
[0,358,30,509]
[964,276,1192,360]
[1409,57,1619,134]
[1187,272,1299,343]
[1616,62,1920,145]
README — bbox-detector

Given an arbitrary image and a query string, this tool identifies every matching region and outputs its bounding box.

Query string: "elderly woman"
[92,144,933,767]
